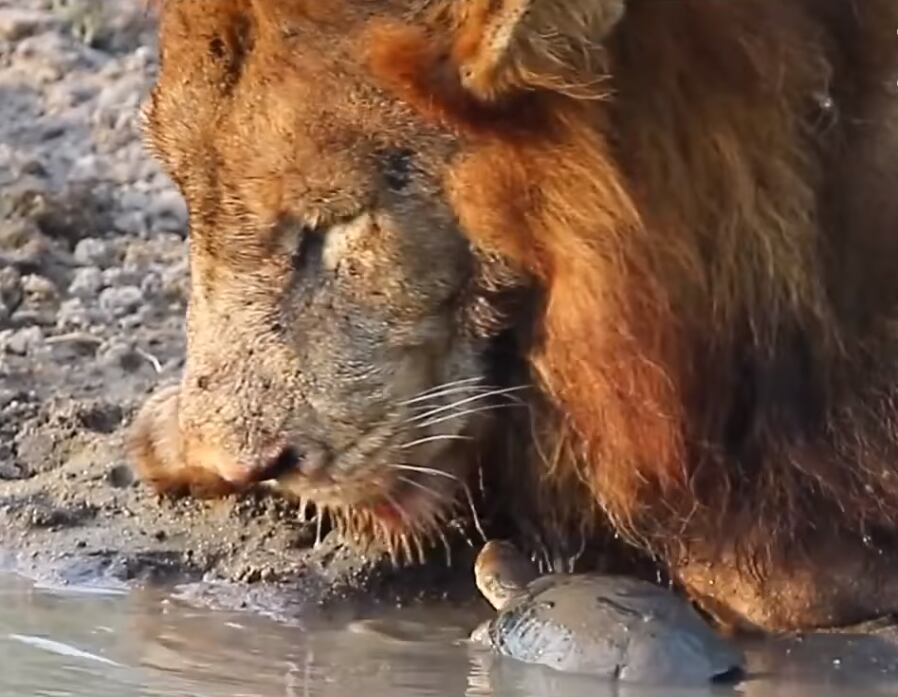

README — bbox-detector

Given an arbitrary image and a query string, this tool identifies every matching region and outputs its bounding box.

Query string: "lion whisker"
[414,402,523,430]
[389,463,460,481]
[396,474,449,502]
[400,376,485,404]
[315,508,325,548]
[399,381,491,407]
[436,526,452,566]
[399,433,473,450]
[405,385,531,423]
[462,482,487,543]
[406,388,530,414]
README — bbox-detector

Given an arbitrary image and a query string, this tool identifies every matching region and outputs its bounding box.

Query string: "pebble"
[113,210,148,237]
[98,340,142,372]
[73,237,115,268]
[21,274,58,306]
[3,326,43,356]
[102,267,143,288]
[161,260,189,302]
[0,462,24,480]
[0,267,24,315]
[56,297,91,330]
[0,388,17,410]
[148,189,188,232]
[0,9,52,42]
[139,270,163,298]
[68,266,103,298]
[98,285,143,318]
[117,188,151,212]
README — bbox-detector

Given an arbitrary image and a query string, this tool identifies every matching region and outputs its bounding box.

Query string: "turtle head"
[474,540,540,611]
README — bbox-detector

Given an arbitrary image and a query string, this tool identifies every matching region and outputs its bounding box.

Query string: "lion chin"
[133,0,898,633]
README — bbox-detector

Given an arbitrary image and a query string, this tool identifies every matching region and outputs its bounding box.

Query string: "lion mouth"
[267,441,479,563]
[274,458,463,524]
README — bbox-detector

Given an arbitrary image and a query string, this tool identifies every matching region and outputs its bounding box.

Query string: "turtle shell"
[473,573,744,684]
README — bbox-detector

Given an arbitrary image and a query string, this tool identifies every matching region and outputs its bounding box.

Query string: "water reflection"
[0,574,897,697]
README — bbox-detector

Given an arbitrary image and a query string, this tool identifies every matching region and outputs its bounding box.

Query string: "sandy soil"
[0,0,475,616]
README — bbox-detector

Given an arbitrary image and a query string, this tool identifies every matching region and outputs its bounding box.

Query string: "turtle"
[470,540,745,685]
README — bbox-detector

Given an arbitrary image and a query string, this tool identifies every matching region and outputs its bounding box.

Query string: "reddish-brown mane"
[138,0,898,631]
[366,0,898,574]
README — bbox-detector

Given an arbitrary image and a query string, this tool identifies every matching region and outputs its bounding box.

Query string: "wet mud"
[0,0,475,618]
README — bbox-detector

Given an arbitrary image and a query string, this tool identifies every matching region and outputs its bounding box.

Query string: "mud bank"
[0,423,475,617]
[0,0,476,616]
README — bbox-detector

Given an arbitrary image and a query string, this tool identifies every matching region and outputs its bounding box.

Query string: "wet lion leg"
[675,541,898,633]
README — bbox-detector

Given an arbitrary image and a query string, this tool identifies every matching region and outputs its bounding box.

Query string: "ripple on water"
[0,574,897,697]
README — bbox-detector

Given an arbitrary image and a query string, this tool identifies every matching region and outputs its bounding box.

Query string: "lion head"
[130,0,629,557]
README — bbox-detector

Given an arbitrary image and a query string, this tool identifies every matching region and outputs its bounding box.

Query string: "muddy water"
[1,574,898,697]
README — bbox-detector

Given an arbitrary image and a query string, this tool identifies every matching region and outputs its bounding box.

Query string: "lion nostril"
[256,444,332,482]
[261,446,302,480]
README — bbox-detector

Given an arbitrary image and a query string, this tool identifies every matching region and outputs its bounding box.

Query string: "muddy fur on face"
[132,0,898,632]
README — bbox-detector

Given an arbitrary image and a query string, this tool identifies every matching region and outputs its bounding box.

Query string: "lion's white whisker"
[396,474,447,501]
[406,385,530,423]
[414,402,522,430]
[399,433,473,450]
[389,463,459,481]
[399,381,489,406]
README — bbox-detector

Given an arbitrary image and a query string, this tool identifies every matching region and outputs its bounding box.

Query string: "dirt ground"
[0,0,476,617]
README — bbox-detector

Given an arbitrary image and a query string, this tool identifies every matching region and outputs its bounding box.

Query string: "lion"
[131,0,898,632]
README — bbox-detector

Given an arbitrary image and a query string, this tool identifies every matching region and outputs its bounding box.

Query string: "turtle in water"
[470,540,745,685]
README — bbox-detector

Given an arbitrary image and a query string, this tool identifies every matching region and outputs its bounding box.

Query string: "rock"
[98,339,143,373]
[118,188,151,212]
[0,220,40,253]
[73,237,115,268]
[0,388,17,410]
[113,210,148,237]
[118,308,150,330]
[139,270,163,298]
[68,266,103,298]
[19,159,49,178]
[21,274,59,308]
[68,153,100,182]
[3,326,44,356]
[56,297,91,330]
[0,267,24,315]
[125,45,154,71]
[98,285,143,318]
[0,9,53,42]
[148,189,188,233]
[161,259,189,302]
[26,183,116,247]
[102,267,143,288]
[0,462,25,481]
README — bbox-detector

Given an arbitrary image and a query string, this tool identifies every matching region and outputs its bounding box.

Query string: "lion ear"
[451,0,626,101]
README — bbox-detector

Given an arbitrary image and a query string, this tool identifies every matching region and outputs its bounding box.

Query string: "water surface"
[1,574,897,697]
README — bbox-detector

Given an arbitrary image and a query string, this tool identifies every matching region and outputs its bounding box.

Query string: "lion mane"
[364,0,898,625]
[141,0,898,630]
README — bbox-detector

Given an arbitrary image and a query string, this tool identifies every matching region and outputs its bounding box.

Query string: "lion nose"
[184,438,332,487]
